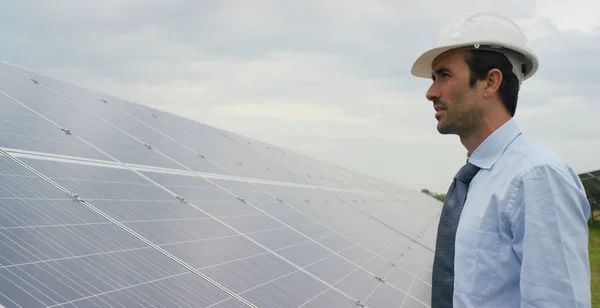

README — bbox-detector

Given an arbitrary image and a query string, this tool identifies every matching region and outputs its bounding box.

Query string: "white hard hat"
[411,12,539,84]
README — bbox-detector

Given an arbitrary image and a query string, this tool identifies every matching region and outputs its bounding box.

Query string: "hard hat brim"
[410,44,469,79]
[411,43,539,81]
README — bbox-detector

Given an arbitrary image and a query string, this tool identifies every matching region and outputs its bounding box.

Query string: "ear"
[485,68,503,96]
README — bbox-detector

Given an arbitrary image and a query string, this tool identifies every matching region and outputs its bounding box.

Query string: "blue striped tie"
[431,162,480,308]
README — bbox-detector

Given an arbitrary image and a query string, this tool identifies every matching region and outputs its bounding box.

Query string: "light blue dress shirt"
[453,118,591,307]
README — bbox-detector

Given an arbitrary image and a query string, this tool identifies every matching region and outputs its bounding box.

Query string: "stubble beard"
[436,100,483,138]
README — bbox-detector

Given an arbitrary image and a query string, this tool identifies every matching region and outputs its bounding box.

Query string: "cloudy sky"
[1,0,598,194]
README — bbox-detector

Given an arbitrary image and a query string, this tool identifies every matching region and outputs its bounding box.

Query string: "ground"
[590,221,599,307]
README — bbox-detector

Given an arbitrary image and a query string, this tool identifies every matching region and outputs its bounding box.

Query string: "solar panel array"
[0,61,442,308]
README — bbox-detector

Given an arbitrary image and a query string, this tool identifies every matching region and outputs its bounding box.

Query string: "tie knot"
[454,162,480,184]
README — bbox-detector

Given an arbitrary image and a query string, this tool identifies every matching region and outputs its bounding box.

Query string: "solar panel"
[0,154,251,308]
[580,170,600,203]
[0,60,438,308]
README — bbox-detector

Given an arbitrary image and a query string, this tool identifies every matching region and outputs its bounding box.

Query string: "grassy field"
[590,220,599,307]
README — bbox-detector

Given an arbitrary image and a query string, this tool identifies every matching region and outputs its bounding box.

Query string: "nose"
[426,82,439,102]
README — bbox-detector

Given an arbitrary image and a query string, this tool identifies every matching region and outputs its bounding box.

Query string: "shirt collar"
[467,118,522,170]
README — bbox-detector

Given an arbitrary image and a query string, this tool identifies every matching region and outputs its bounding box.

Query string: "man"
[410,12,591,308]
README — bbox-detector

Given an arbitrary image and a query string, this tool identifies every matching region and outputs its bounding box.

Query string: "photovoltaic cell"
[132,111,303,182]
[0,63,184,170]
[7,68,308,184]
[247,185,399,244]
[0,155,250,308]
[332,191,441,250]
[215,181,434,294]
[12,158,363,307]
[123,106,306,183]
[150,174,432,306]
[219,162,435,306]
[299,288,357,308]
[13,67,240,176]
[218,129,373,190]
[239,271,344,308]
[136,171,394,304]
[0,80,111,162]
[0,61,439,307]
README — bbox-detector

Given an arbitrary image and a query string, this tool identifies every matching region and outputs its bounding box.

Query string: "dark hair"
[464,50,520,116]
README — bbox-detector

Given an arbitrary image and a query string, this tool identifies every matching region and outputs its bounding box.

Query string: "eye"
[432,72,450,82]
[432,69,451,81]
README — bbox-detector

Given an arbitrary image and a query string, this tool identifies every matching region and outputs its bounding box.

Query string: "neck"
[461,111,511,155]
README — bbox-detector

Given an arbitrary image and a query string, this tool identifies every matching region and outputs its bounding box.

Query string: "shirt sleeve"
[508,164,591,308]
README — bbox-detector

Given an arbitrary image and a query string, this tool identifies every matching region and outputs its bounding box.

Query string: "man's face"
[426,50,484,137]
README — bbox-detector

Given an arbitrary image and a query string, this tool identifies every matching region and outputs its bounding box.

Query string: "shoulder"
[500,135,589,214]
[502,134,582,188]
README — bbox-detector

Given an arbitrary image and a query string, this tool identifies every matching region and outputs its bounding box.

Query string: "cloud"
[0,0,598,194]
[214,102,373,124]
[530,0,600,34]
